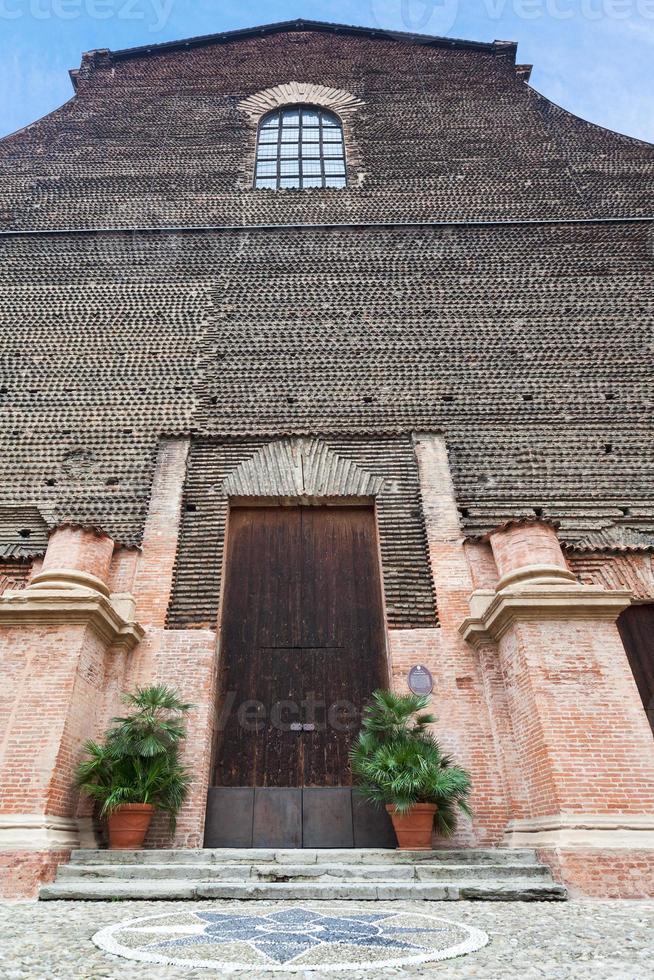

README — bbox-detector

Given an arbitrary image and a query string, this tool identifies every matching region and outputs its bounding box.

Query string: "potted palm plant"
[76,685,193,849]
[350,690,472,850]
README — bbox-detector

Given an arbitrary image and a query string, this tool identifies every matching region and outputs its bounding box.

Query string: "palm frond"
[76,685,193,827]
[350,688,472,833]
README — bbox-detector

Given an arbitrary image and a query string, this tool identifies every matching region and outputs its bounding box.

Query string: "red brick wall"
[0,624,106,816]
[129,629,218,848]
[133,439,189,627]
[497,617,654,818]
[541,847,654,899]
[406,434,517,845]
[388,629,512,846]
[568,551,654,600]
[0,849,71,901]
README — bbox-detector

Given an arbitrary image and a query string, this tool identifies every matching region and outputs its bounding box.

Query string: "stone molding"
[504,813,654,849]
[460,575,632,647]
[0,583,144,651]
[495,563,576,591]
[30,567,111,597]
[237,82,364,121]
[0,814,80,851]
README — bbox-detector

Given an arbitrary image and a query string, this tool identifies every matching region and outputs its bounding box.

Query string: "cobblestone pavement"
[1,899,653,979]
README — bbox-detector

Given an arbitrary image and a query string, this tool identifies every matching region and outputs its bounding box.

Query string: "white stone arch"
[237,82,364,122]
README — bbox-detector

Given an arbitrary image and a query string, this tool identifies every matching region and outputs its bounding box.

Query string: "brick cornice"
[0,586,144,651]
[460,578,632,647]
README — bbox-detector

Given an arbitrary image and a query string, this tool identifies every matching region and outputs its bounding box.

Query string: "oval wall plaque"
[408,664,433,695]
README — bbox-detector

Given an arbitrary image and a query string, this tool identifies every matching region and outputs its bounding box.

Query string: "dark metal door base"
[204,787,395,848]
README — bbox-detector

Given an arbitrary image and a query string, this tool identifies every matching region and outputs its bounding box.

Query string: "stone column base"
[505,814,654,898]
[0,816,80,899]
[0,848,72,900]
[504,813,654,849]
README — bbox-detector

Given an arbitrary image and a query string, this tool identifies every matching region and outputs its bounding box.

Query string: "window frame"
[253,104,347,191]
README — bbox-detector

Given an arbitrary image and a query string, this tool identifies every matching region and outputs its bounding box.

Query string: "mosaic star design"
[148,907,441,964]
[93,904,490,972]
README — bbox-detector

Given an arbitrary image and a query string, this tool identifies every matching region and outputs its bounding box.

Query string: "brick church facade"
[0,19,653,899]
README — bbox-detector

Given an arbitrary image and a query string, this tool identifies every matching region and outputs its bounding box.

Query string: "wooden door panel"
[204,787,396,848]
[204,788,254,847]
[252,788,302,848]
[618,604,654,735]
[214,505,388,788]
[256,648,303,788]
[302,788,354,847]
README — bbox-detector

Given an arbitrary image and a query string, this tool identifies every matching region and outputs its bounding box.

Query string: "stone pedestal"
[460,521,654,897]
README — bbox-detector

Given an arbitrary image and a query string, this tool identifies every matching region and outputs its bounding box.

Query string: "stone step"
[40,877,566,902]
[68,847,539,866]
[57,861,550,883]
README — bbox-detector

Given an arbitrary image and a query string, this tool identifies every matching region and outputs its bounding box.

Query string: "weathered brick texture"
[40,527,114,583]
[1,22,653,901]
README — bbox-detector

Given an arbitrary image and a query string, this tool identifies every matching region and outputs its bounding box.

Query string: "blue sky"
[0,0,652,142]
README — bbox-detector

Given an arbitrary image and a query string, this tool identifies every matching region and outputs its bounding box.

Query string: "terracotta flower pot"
[386,803,437,850]
[107,803,155,849]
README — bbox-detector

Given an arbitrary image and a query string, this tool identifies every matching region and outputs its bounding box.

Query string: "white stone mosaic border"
[92,905,489,973]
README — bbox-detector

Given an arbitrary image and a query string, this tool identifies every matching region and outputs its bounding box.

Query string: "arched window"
[254,105,347,190]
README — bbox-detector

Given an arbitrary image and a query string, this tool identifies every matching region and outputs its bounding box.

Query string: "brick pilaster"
[460,519,654,896]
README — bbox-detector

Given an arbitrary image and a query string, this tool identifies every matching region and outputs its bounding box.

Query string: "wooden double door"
[205,506,393,847]
[212,505,388,791]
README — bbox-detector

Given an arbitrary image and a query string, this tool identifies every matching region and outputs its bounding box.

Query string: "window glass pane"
[254,106,346,190]
[324,160,346,175]
[323,143,344,158]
